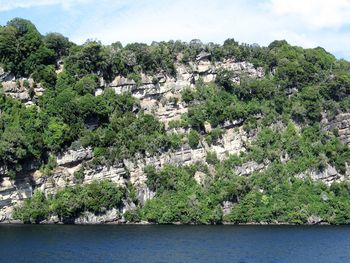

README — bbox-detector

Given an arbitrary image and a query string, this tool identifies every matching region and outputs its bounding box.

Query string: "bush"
[13,180,125,222]
[12,191,49,223]
[206,151,219,165]
[188,130,200,149]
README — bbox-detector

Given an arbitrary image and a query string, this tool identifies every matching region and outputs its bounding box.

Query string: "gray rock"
[57,147,92,166]
[235,161,266,176]
[136,186,155,206]
[75,208,120,224]
[196,51,211,61]
[307,215,323,225]
[222,201,234,216]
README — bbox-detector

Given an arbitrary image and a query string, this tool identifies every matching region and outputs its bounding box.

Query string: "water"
[0,225,350,263]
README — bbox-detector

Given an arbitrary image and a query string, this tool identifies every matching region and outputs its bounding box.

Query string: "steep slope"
[1,18,350,224]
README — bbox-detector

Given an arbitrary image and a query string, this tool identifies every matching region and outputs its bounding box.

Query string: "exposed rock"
[322,112,350,145]
[296,164,348,185]
[83,163,128,187]
[196,51,211,61]
[1,78,44,102]
[57,147,92,166]
[0,177,33,222]
[307,215,323,225]
[194,171,206,185]
[222,201,235,216]
[110,76,136,87]
[74,208,121,224]
[107,60,263,103]
[95,88,103,96]
[36,167,74,195]
[235,160,267,176]
[204,122,212,133]
[0,68,14,82]
[135,185,155,206]
[206,127,248,160]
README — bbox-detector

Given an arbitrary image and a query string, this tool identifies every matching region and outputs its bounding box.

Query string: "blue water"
[0,225,350,263]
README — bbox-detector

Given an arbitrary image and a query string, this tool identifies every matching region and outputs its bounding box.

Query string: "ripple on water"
[0,225,349,263]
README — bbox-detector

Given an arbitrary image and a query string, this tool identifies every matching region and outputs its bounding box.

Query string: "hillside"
[1,18,350,224]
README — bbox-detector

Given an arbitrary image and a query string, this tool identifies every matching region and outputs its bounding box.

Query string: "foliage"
[13,180,125,223]
[4,18,350,225]
[188,130,200,148]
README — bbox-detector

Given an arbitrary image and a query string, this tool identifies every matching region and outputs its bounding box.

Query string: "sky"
[1,0,350,60]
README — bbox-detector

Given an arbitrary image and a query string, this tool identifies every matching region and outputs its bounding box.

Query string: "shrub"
[188,130,200,149]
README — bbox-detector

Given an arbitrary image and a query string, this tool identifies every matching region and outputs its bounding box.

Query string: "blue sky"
[1,0,350,60]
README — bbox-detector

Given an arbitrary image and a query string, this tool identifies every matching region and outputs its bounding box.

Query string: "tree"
[0,126,28,177]
[3,18,42,76]
[43,117,70,152]
[74,74,99,95]
[44,32,71,59]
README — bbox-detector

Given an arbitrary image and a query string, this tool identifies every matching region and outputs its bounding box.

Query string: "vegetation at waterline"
[13,180,125,223]
[13,162,350,225]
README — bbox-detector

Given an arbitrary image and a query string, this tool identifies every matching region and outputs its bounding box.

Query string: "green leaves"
[43,118,70,152]
[13,180,125,222]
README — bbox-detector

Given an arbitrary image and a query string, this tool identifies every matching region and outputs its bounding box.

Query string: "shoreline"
[0,220,332,226]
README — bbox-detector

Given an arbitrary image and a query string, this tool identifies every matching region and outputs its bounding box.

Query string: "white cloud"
[267,0,350,29]
[0,0,92,12]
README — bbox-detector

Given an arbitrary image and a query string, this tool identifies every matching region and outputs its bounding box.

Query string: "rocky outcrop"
[322,112,350,145]
[74,208,121,224]
[56,147,93,166]
[108,59,264,102]
[307,215,324,225]
[0,68,14,82]
[297,164,349,185]
[0,177,33,223]
[83,163,128,187]
[2,83,30,102]
[1,78,44,104]
[235,160,268,176]
[0,122,253,223]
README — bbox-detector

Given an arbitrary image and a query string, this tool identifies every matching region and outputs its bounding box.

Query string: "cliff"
[1,19,350,224]
[0,58,263,223]
[1,56,349,224]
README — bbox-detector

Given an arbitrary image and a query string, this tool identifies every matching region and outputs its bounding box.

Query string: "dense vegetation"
[13,180,125,223]
[3,18,350,224]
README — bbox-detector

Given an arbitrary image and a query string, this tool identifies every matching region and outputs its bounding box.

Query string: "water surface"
[0,224,349,262]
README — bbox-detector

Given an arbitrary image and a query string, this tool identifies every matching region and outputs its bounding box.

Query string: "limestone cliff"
[0,56,347,224]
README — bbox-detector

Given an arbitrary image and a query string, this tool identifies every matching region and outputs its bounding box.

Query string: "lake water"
[0,225,350,263]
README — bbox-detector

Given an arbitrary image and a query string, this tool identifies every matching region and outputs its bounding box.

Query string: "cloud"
[267,0,350,29]
[0,0,92,12]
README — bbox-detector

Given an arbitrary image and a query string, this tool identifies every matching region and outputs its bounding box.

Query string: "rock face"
[0,122,253,222]
[57,147,93,166]
[107,59,263,126]
[0,177,32,223]
[1,77,44,105]
[74,208,121,224]
[235,160,268,176]
[0,68,14,82]
[297,164,349,185]
[322,112,350,145]
[0,60,271,223]
[2,59,349,223]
